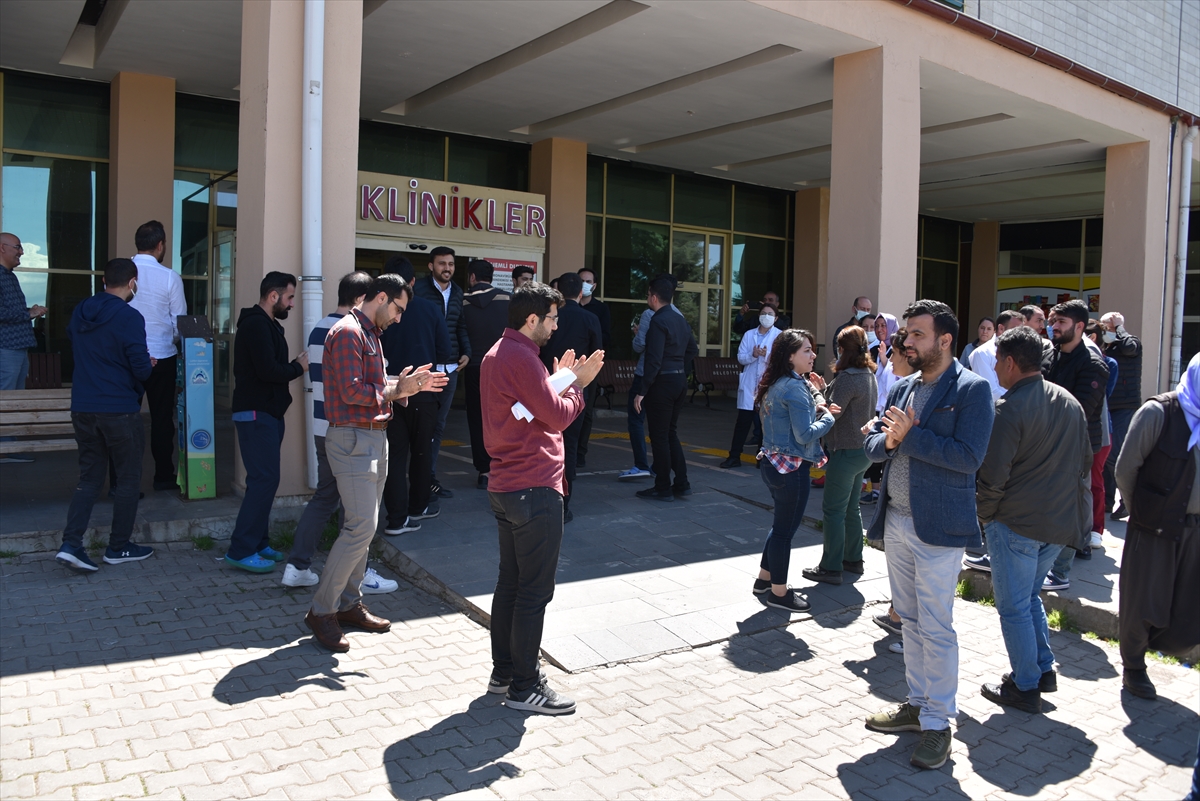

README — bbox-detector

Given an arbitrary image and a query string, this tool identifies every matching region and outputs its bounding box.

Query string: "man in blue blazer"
[861,300,995,771]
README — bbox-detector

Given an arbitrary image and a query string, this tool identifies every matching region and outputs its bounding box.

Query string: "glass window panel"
[215,179,237,229]
[1183,321,1199,367]
[671,230,705,283]
[734,185,786,237]
[999,220,1082,252]
[1084,217,1103,248]
[358,120,443,179]
[213,232,236,334]
[606,301,638,360]
[921,217,960,262]
[587,159,604,214]
[585,216,602,278]
[1184,270,1199,317]
[1083,245,1102,274]
[603,219,668,300]
[175,93,239,171]
[605,163,670,221]
[673,289,702,346]
[173,171,209,276]
[448,135,529,191]
[731,235,785,310]
[707,287,724,346]
[2,71,109,159]
[919,259,957,309]
[3,154,108,273]
[183,277,209,320]
[707,235,724,285]
[999,248,1081,275]
[674,174,730,229]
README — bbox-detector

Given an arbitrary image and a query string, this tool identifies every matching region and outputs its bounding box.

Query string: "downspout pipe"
[1171,125,1198,385]
[301,0,325,488]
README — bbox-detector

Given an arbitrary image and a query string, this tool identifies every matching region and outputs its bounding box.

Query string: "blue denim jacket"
[760,372,835,462]
[865,360,995,548]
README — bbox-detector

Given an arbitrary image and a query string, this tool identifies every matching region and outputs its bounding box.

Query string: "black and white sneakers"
[504,678,576,715]
[764,588,811,613]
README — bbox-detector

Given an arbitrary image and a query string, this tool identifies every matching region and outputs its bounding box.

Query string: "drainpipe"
[301,0,325,488]
[1171,125,1198,385]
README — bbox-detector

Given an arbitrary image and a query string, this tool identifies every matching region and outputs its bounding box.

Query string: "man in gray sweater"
[975,327,1092,714]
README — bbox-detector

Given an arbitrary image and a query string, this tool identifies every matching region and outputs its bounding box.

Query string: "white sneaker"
[361,566,398,594]
[281,563,319,587]
[1089,531,1104,547]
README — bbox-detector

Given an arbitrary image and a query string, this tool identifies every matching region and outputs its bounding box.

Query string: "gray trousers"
[310,426,388,616]
[290,436,343,571]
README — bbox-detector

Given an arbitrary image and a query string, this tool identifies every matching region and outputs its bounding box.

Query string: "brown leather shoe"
[336,602,391,633]
[305,610,349,652]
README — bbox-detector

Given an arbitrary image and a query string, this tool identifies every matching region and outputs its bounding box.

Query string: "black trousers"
[143,356,177,483]
[463,365,491,475]
[62,412,144,550]
[645,373,688,492]
[561,411,586,511]
[577,384,596,462]
[383,393,437,526]
[1118,520,1200,669]
[489,487,563,692]
[727,409,758,460]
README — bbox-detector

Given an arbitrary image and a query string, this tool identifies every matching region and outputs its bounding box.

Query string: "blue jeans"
[0,348,29,391]
[1051,538,1075,578]
[627,374,649,470]
[430,370,458,479]
[228,413,285,560]
[61,413,144,550]
[759,459,811,585]
[986,520,1063,691]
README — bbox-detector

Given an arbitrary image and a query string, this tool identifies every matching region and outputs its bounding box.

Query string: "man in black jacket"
[540,273,601,521]
[462,259,510,488]
[226,272,308,573]
[414,246,471,499]
[635,277,699,501]
[576,267,610,467]
[1100,311,1142,518]
[381,256,451,535]
[1041,299,1108,590]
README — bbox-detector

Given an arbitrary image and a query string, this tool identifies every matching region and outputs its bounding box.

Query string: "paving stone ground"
[1,544,1195,800]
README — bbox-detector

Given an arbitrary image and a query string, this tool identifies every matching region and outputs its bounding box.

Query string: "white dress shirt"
[968,336,1005,400]
[129,253,187,359]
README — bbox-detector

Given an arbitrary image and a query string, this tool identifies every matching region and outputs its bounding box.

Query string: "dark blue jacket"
[381,295,451,377]
[413,274,470,361]
[68,292,153,413]
[865,359,995,548]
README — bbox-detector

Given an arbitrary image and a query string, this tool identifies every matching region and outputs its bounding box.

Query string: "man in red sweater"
[481,283,604,715]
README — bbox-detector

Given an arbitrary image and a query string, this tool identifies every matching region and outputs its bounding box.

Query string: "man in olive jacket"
[975,327,1092,714]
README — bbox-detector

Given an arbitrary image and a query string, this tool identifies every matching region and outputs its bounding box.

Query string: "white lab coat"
[737,325,780,411]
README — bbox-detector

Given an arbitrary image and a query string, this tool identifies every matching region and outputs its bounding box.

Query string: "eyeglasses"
[544,314,559,322]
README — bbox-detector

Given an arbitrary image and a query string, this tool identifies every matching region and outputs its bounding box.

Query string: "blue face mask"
[581,281,595,297]
[854,309,870,321]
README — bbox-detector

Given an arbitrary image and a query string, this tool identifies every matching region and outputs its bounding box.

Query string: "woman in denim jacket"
[752,329,838,613]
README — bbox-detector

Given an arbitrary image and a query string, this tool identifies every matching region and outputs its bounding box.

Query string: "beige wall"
[530,138,587,280]
[792,187,829,348]
[826,46,920,352]
[109,72,175,261]
[969,222,1000,337]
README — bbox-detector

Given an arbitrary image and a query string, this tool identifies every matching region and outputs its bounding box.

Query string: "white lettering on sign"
[361,180,545,239]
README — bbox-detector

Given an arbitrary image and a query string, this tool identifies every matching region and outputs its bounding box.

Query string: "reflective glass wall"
[997,218,1103,318]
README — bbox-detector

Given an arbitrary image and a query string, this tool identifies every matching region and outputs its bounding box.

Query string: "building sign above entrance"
[357,171,546,252]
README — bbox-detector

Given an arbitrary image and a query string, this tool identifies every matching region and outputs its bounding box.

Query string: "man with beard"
[225,272,309,573]
[481,283,604,714]
[862,300,994,770]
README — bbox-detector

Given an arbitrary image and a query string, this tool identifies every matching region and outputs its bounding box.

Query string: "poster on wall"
[996,277,1101,317]
[486,258,537,293]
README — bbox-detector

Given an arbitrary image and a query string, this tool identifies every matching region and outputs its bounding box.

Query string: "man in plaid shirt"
[305,273,446,653]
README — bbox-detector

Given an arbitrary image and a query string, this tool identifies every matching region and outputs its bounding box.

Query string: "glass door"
[212,230,236,407]
[671,230,726,356]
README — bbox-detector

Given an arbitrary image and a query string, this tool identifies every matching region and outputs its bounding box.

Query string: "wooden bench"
[690,357,741,407]
[0,389,76,454]
[594,359,637,409]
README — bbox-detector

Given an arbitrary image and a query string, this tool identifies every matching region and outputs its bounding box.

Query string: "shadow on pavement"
[212,642,366,705]
[1121,693,1200,766]
[837,742,968,799]
[383,698,527,800]
[842,639,907,699]
[721,612,813,672]
[1052,629,1120,681]
[968,711,1096,792]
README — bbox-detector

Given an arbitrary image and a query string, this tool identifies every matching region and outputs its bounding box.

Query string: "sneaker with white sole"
[56,545,98,573]
[504,678,576,715]
[410,503,440,521]
[487,673,511,694]
[282,563,320,587]
[962,554,991,573]
[765,588,810,612]
[384,517,421,536]
[361,567,398,594]
[618,467,652,481]
[889,641,904,654]
[1089,531,1104,547]
[103,542,154,564]
[1042,571,1070,592]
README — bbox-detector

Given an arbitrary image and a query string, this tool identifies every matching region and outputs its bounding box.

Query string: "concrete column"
[792,187,829,349]
[321,0,363,313]
[826,46,920,351]
[530,138,587,280]
[1100,139,1169,398]
[969,222,1000,333]
[235,0,306,497]
[109,73,175,261]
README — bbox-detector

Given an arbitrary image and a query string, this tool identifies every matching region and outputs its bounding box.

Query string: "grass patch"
[1046,608,1070,631]
[976,593,995,607]
[191,535,214,551]
[955,579,976,602]
[0,549,19,559]
[85,536,105,557]
[269,522,296,553]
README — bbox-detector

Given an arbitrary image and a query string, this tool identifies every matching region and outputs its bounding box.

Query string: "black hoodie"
[68,291,153,413]
[462,282,510,360]
[232,304,304,419]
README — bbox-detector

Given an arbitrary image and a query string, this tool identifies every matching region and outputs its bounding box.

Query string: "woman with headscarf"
[1114,352,1200,701]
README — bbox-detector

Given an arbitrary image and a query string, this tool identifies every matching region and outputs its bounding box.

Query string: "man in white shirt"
[129,220,187,491]
[969,310,1020,402]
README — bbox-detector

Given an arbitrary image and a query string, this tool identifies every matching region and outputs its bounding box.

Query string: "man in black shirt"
[540,273,601,521]
[576,267,610,468]
[635,277,699,501]
[1100,311,1142,518]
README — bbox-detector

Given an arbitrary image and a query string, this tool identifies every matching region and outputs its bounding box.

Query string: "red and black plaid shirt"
[322,308,392,426]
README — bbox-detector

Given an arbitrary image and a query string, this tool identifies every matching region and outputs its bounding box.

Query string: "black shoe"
[1111,503,1129,520]
[1039,670,1057,693]
[765,588,810,613]
[431,480,454,499]
[636,487,675,502]
[801,566,843,585]
[1123,668,1156,699]
[842,560,865,574]
[719,457,741,469]
[982,674,1041,713]
[1076,546,1092,560]
[505,678,576,715]
[477,473,489,490]
[564,508,574,523]
[873,613,902,637]
[153,478,177,492]
[487,673,511,695]
[411,502,440,520]
[576,457,586,468]
[752,578,771,595]
[672,484,692,497]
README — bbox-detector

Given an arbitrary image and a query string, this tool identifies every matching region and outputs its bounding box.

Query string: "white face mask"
[759,313,775,328]
[581,281,595,297]
[1102,331,1117,344]
[866,331,879,347]
[854,308,870,321]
